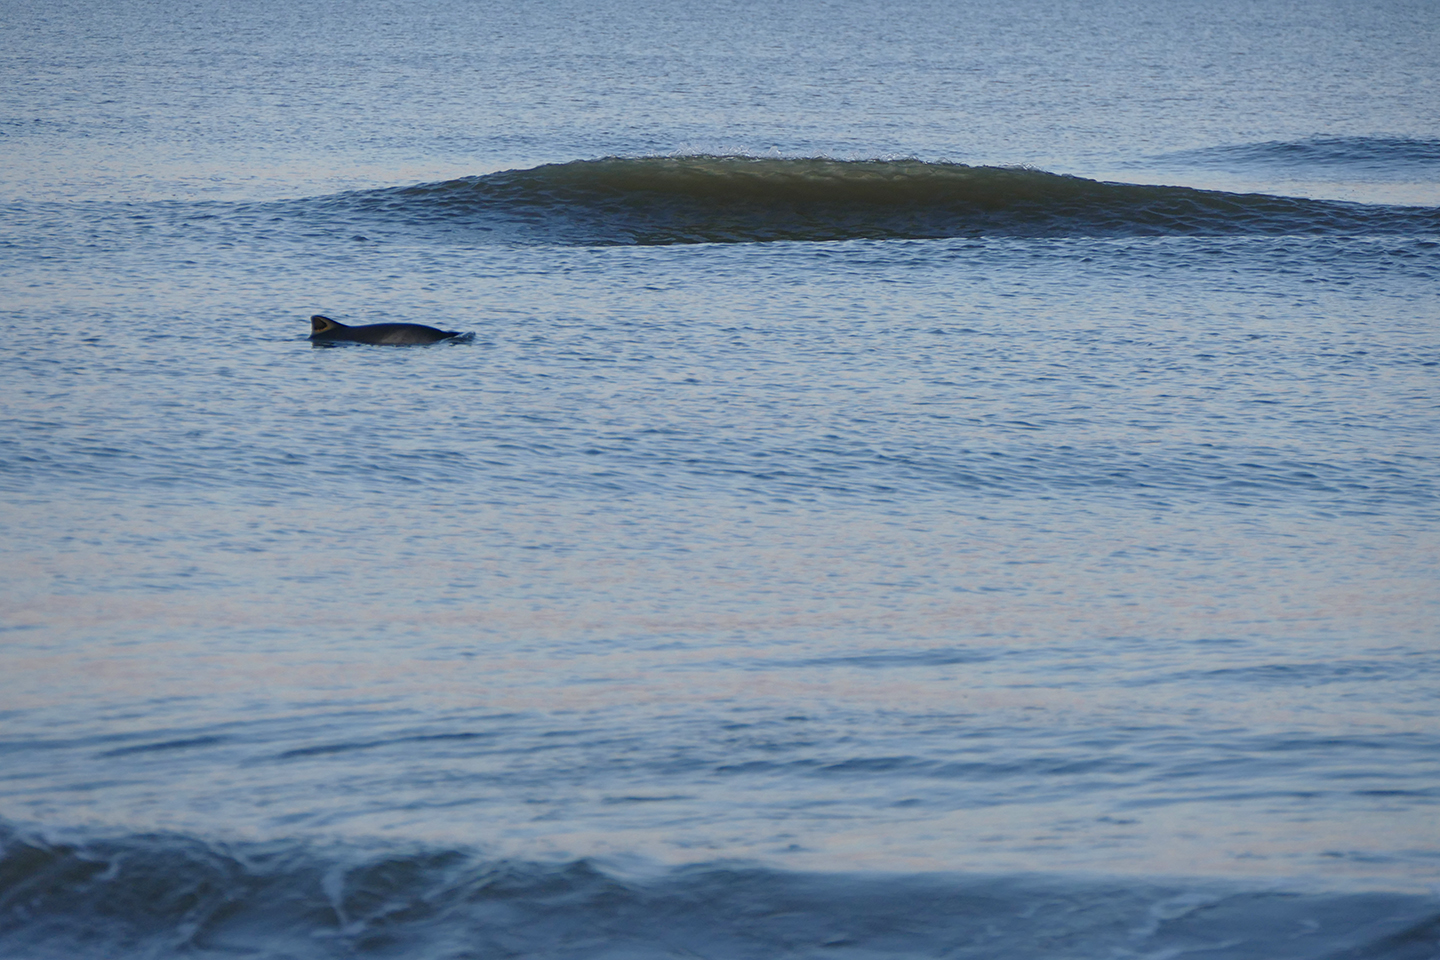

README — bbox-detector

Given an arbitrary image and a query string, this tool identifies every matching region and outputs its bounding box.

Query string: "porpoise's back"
[309,315,460,345]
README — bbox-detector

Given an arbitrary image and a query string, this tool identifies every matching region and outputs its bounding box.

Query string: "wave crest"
[312,156,1440,245]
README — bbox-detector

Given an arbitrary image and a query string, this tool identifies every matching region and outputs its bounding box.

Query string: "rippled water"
[3,0,1439,957]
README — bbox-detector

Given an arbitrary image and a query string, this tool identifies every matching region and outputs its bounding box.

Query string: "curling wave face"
[301,156,1440,245]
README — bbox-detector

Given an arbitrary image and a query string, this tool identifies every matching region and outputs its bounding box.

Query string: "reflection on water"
[6,487,1436,884]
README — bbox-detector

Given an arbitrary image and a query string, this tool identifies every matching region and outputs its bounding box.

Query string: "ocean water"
[2,0,1439,956]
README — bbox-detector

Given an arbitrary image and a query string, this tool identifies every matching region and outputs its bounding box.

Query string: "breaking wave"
[3,824,1438,959]
[298,156,1440,245]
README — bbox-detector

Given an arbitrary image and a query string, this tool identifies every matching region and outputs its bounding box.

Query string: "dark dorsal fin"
[311,315,342,334]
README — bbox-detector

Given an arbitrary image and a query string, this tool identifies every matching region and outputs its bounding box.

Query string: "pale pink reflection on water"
[4,492,1434,885]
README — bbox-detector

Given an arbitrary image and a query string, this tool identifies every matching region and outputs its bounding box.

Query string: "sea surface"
[2,0,1439,957]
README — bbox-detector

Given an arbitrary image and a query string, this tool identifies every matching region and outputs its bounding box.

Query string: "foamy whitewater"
[2,0,1439,957]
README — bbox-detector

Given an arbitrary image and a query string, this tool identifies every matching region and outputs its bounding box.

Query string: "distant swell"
[3,825,1438,960]
[1152,137,1440,175]
[305,156,1440,245]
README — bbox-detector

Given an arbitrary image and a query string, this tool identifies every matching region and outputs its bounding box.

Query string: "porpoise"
[309,315,460,345]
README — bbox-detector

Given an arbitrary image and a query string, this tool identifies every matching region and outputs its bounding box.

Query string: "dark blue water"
[2,0,1439,956]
